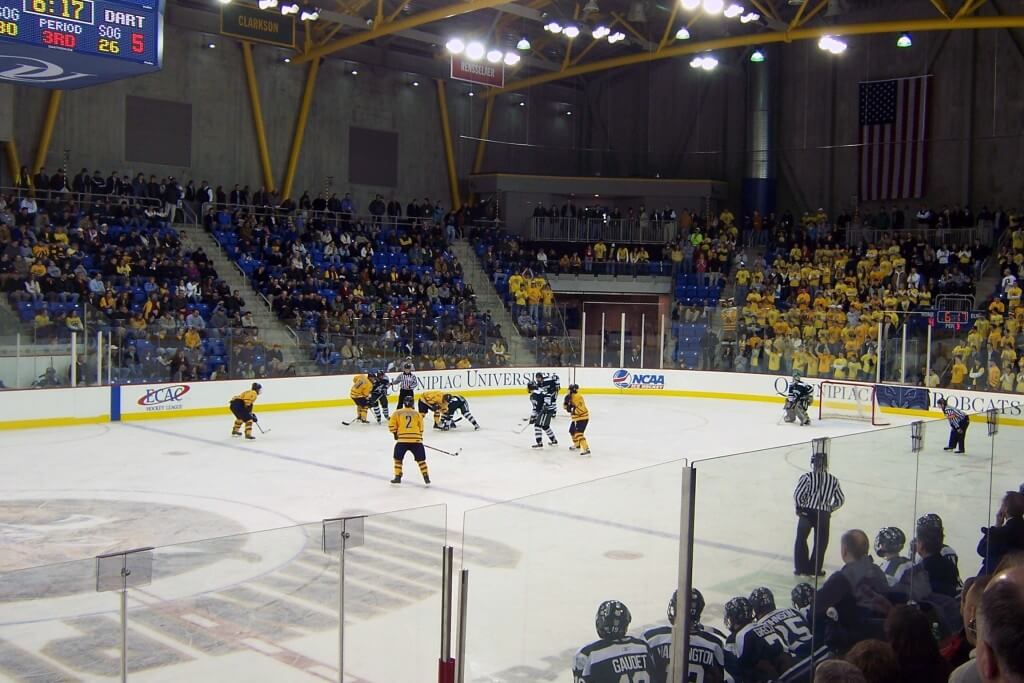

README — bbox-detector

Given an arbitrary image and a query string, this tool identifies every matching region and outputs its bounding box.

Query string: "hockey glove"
[251,413,258,423]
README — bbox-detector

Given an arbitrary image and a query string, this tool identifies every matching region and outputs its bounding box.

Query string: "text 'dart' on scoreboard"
[0,0,163,88]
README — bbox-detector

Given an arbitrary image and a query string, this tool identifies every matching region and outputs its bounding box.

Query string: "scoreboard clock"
[0,0,162,88]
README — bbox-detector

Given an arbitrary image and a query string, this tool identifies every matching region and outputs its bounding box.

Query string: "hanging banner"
[220,4,295,48]
[450,55,504,88]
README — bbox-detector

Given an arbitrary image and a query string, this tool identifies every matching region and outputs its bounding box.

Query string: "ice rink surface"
[0,393,1020,682]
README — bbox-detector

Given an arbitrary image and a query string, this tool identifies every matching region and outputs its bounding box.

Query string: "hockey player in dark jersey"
[748,586,831,682]
[530,383,558,448]
[784,374,814,426]
[790,583,815,621]
[642,588,734,683]
[723,596,795,682]
[439,394,480,430]
[874,526,930,601]
[572,600,657,683]
[914,513,962,590]
[369,370,391,424]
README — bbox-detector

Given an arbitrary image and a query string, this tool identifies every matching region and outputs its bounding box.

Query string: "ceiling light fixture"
[818,34,847,54]
[207,42,216,48]
[486,48,503,63]
[702,0,724,14]
[723,3,744,18]
[504,51,521,65]
[445,37,465,54]
[518,101,526,106]
[517,37,531,50]
[258,0,277,8]
[690,54,718,70]
[750,48,765,62]
[299,6,319,21]
[544,21,562,33]
[280,1,299,15]
[739,11,759,22]
[897,33,912,48]
[675,27,690,40]
[681,0,700,9]
[583,0,600,12]
[607,31,626,43]
[465,40,486,60]
[592,25,610,39]
[562,24,580,38]
[412,80,420,86]
[351,69,358,75]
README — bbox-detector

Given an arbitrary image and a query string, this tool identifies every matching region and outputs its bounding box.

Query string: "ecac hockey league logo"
[611,369,665,390]
[137,384,191,410]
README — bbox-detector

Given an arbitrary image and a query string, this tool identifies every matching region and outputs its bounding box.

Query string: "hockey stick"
[425,444,461,457]
[254,421,270,434]
[512,420,531,434]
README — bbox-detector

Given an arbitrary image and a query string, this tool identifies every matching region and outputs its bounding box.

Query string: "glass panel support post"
[95,547,154,683]
[323,516,366,683]
[669,463,696,683]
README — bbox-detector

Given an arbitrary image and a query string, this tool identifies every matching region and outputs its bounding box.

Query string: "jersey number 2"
[404,415,413,428]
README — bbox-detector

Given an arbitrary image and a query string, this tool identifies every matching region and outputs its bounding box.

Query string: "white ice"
[0,394,1019,682]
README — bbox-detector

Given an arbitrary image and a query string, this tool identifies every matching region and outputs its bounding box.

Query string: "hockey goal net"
[817,380,890,426]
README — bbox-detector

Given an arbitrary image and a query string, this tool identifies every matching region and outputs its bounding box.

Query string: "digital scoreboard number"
[0,0,162,88]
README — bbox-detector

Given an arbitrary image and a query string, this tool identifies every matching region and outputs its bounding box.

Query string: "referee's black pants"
[794,507,830,576]
[946,422,967,452]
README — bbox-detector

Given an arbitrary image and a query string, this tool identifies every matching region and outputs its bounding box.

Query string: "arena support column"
[33,91,62,177]
[281,57,321,201]
[435,79,462,211]
[742,45,776,232]
[3,141,21,189]
[241,42,277,193]
[669,464,696,683]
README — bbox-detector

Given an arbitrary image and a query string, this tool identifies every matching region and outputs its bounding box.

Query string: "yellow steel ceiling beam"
[488,14,1024,96]
[748,0,779,22]
[796,0,829,28]
[293,0,519,63]
[929,0,950,19]
[385,0,413,22]
[658,0,680,50]
[788,0,811,29]
[954,0,988,19]
[609,11,650,45]
[571,17,619,65]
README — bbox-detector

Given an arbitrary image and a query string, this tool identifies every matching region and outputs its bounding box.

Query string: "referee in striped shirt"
[937,397,969,454]
[390,362,418,406]
[793,451,845,577]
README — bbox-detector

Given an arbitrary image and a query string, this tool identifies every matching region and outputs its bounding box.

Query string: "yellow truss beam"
[488,14,1024,96]
[293,0,517,63]
[658,1,680,50]
[929,0,950,19]
[241,42,276,193]
[571,17,619,65]
[789,0,811,29]
[281,58,321,199]
[749,0,779,22]
[954,0,988,19]
[385,0,413,23]
[609,11,649,45]
[33,90,62,174]
[435,79,461,210]
[795,0,829,27]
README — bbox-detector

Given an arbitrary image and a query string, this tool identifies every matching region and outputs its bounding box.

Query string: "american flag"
[858,76,930,201]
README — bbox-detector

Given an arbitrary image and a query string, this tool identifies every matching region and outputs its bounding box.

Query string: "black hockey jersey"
[446,395,470,413]
[726,621,790,682]
[642,623,734,683]
[370,376,389,401]
[572,636,656,683]
[756,607,813,658]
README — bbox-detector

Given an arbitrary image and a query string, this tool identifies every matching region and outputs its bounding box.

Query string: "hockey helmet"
[535,372,545,381]
[723,597,754,632]
[791,583,815,609]
[874,527,907,556]
[916,513,944,533]
[401,395,414,408]
[667,588,705,627]
[748,587,776,617]
[252,382,262,394]
[595,600,631,639]
[568,383,579,394]
[443,394,453,402]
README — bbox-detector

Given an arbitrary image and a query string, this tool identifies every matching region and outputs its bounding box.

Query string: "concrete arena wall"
[0,367,1022,430]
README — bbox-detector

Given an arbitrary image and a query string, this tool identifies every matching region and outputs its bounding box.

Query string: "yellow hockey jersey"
[389,408,424,443]
[350,374,371,399]
[564,393,589,421]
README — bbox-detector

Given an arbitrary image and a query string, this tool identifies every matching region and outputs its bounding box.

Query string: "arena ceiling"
[203,0,1024,93]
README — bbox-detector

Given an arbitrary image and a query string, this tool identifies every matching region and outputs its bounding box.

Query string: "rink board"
[0,367,1022,429]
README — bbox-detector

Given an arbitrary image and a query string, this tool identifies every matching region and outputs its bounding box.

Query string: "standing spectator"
[369,194,386,224]
[937,397,969,454]
[794,450,845,577]
[948,575,992,683]
[977,491,1024,576]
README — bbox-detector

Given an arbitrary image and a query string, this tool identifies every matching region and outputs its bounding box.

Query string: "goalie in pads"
[784,374,813,426]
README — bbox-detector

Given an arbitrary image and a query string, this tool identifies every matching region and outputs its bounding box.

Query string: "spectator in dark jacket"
[814,530,891,647]
[978,492,1024,576]
[885,605,950,683]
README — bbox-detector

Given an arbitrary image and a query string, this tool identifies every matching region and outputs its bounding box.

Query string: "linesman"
[229,382,261,440]
[390,362,418,406]
[388,395,430,485]
[563,384,591,456]
[937,397,969,454]
[793,450,845,577]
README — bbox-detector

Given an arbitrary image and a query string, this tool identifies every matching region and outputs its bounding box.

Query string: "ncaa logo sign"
[611,369,665,390]
[137,384,191,411]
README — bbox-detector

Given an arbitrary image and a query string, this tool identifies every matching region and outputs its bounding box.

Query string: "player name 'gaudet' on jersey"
[573,637,656,683]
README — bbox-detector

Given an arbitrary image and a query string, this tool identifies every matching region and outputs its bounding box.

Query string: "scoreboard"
[0,0,162,88]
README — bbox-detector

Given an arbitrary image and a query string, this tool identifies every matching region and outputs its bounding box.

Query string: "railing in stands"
[845,224,992,247]
[529,217,677,244]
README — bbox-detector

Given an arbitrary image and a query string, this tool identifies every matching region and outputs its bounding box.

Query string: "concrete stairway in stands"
[450,239,537,366]
[176,223,309,372]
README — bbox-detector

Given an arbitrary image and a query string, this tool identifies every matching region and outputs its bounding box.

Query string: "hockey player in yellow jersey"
[417,390,449,429]
[388,395,430,485]
[350,372,372,424]
[563,384,591,456]
[229,383,262,439]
